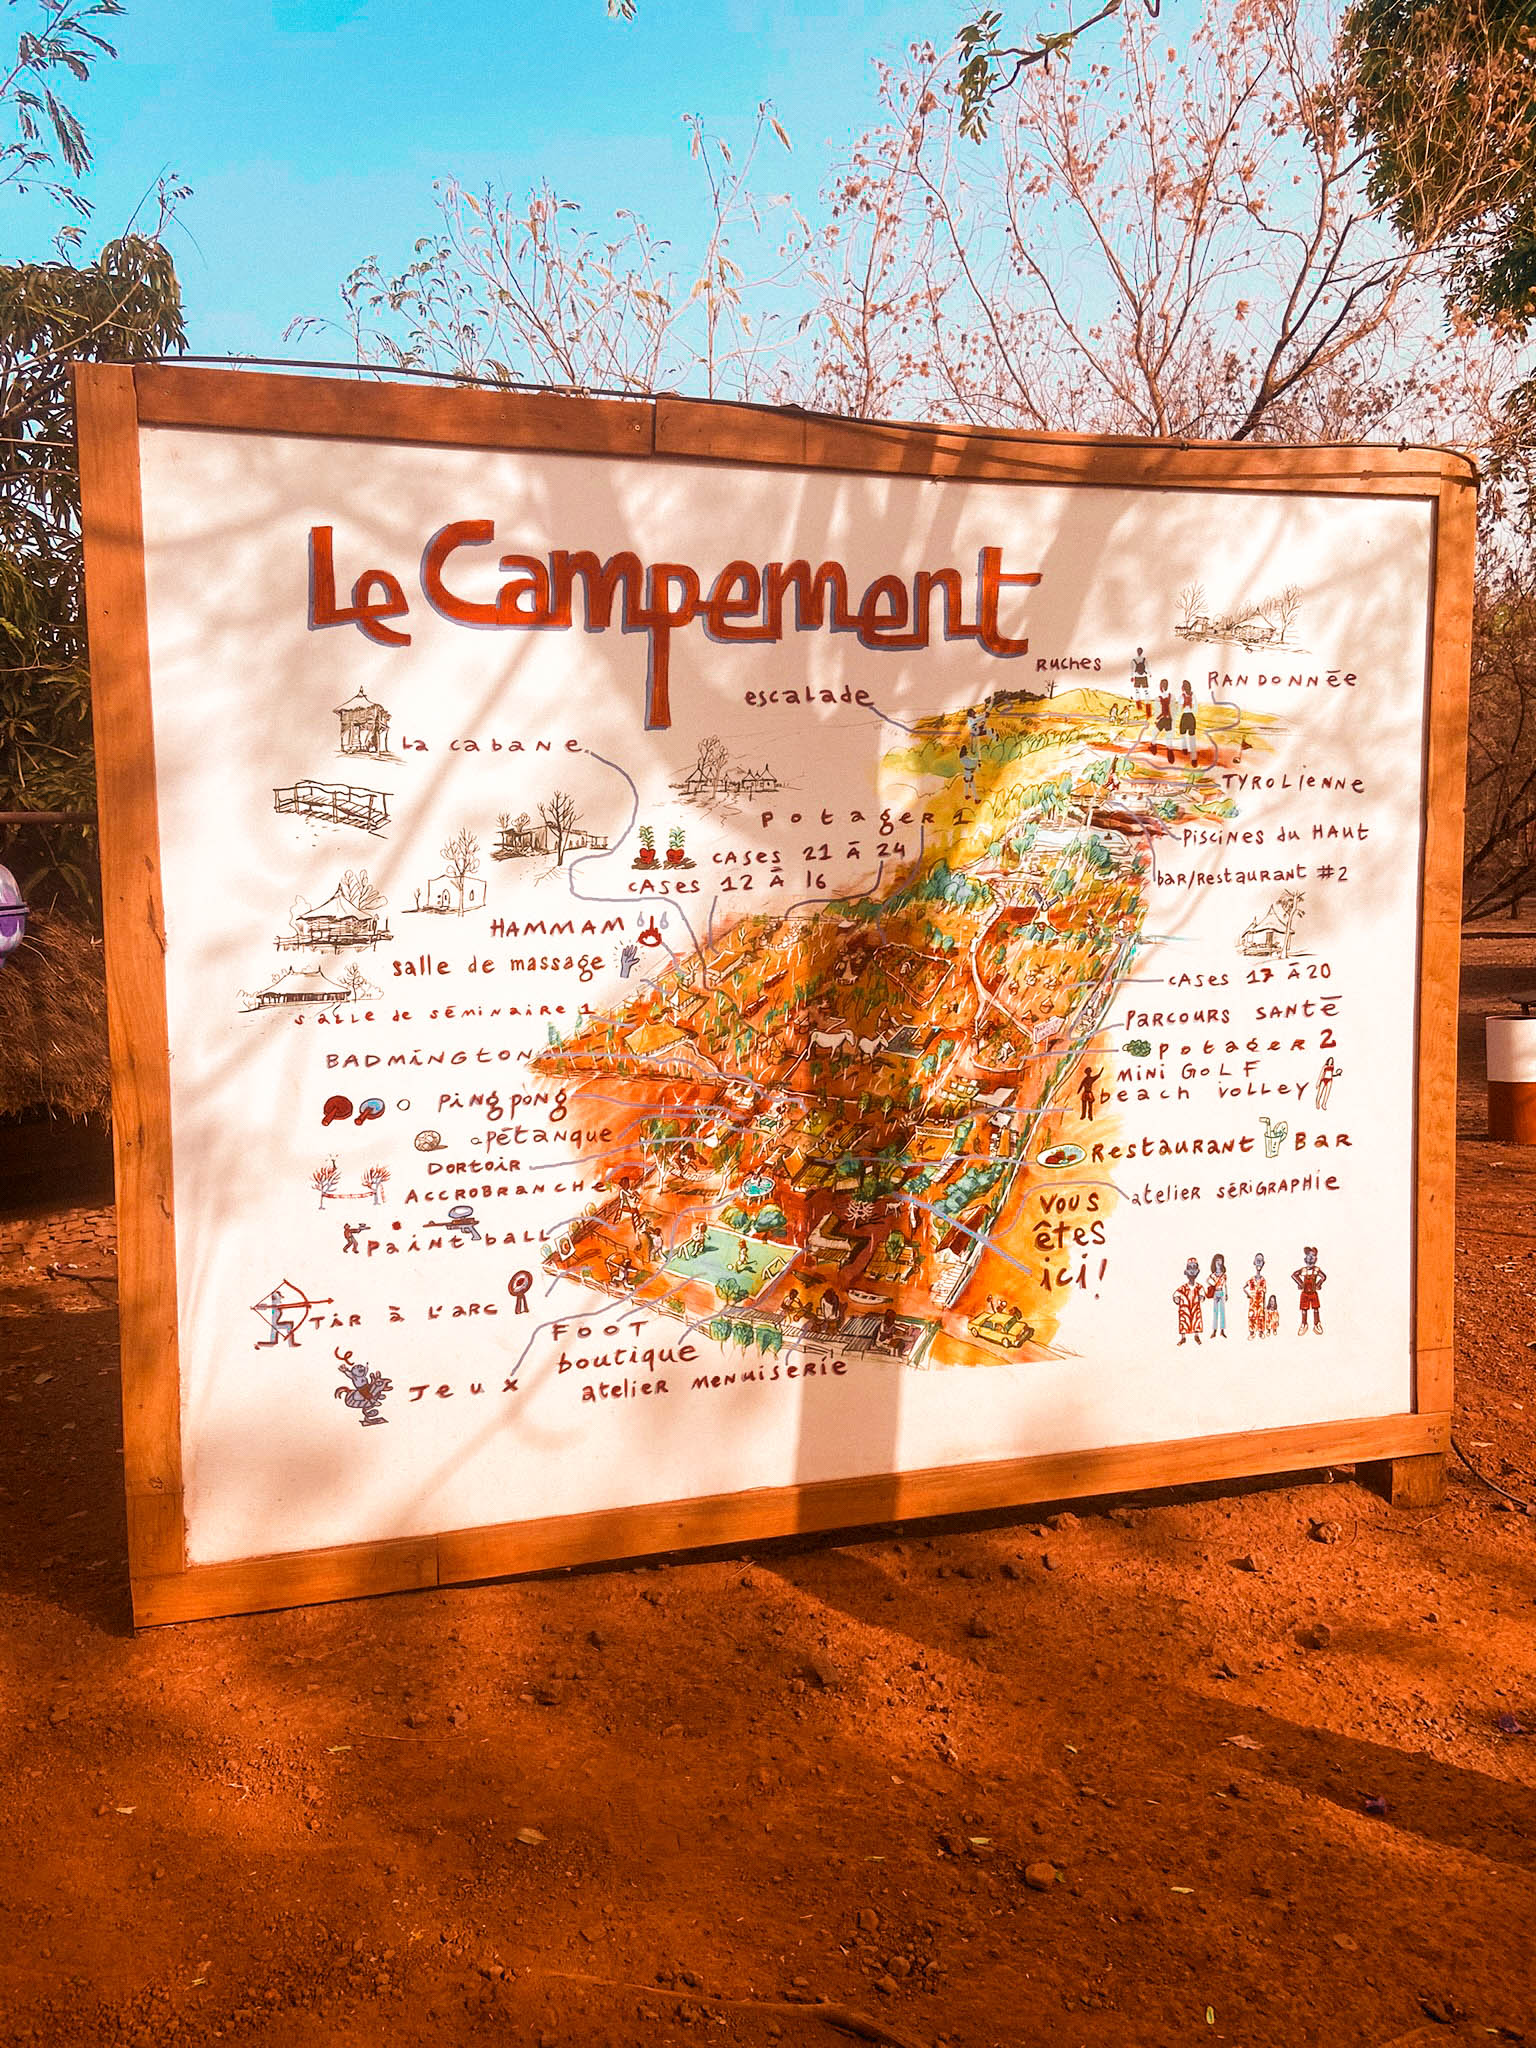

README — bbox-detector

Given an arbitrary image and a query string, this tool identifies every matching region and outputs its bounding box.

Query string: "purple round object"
[0,863,28,961]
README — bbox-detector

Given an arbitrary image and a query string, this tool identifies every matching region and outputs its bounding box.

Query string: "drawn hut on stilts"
[282,886,391,952]
[1239,890,1302,960]
[335,687,390,758]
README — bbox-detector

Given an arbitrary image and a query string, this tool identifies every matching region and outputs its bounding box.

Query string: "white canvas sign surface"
[132,427,1432,1566]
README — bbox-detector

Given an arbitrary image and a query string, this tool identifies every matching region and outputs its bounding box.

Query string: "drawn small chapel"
[335,686,390,758]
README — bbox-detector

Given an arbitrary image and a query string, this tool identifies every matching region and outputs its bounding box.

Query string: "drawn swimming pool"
[662,1228,792,1300]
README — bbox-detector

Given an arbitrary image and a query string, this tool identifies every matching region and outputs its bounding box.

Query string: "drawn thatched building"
[246,964,354,1010]
[285,887,390,952]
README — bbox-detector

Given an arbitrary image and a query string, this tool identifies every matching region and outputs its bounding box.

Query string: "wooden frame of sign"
[75,363,1474,1627]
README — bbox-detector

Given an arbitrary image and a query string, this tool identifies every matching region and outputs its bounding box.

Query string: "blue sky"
[1,0,958,357]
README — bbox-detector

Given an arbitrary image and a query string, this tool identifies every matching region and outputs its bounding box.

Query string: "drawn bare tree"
[361,1165,391,1205]
[539,790,580,865]
[441,826,480,909]
[1177,582,1207,628]
[313,1158,340,1209]
[1266,585,1303,643]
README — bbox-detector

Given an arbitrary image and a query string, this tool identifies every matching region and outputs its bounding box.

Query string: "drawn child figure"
[1265,1292,1280,1338]
[1292,1245,1327,1334]
[1207,1253,1229,1339]
[1155,682,1174,759]
[1178,681,1198,761]
[1174,1257,1205,1345]
[1245,1253,1268,1339]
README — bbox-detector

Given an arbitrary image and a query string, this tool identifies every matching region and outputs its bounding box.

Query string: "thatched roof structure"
[0,908,111,1119]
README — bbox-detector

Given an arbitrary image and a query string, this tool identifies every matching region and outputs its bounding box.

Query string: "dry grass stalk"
[0,906,110,1119]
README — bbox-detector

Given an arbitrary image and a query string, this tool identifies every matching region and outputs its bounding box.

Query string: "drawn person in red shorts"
[1174,1257,1205,1345]
[1155,681,1174,760]
[1292,1245,1326,1335]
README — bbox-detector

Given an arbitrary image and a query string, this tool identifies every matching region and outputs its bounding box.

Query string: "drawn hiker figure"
[959,743,980,800]
[1178,680,1198,761]
[1206,1253,1229,1339]
[1155,681,1174,760]
[1245,1253,1268,1339]
[1315,1056,1341,1110]
[1131,645,1149,718]
[1077,1063,1103,1123]
[1293,1246,1327,1334]
[1174,1257,1205,1345]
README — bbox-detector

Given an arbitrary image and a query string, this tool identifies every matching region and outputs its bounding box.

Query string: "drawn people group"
[1129,647,1204,764]
[1173,1247,1326,1343]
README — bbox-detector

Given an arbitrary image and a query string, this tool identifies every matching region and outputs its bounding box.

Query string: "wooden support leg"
[1356,1452,1446,1509]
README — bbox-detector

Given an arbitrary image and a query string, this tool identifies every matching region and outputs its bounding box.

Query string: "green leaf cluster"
[1346,0,1536,326]
[1,1,124,227]
[0,234,185,912]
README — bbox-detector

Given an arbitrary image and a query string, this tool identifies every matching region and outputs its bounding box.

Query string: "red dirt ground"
[0,938,1531,2048]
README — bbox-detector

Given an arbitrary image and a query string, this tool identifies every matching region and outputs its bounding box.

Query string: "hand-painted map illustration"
[534,688,1268,1367]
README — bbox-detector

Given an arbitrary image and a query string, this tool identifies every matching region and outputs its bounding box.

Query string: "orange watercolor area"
[928,1061,1124,1370]
[532,693,1279,1366]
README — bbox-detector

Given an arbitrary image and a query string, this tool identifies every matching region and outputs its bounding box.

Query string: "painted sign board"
[76,365,1474,1626]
